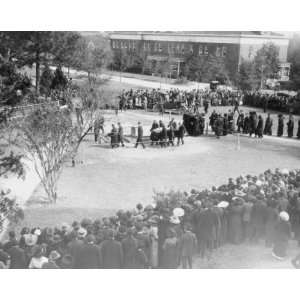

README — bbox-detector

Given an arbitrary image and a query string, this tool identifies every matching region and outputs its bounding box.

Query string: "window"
[154,42,158,52]
[124,42,128,49]
[158,43,162,52]
[216,46,221,57]
[112,41,115,49]
[132,41,136,50]
[222,46,227,57]
[199,45,203,55]
[168,43,172,54]
[204,46,208,55]
[143,42,147,51]
[248,46,254,58]
[181,44,185,54]
[176,43,180,53]
[190,44,193,54]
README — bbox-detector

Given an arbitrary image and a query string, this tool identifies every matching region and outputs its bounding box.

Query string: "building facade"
[109,31,290,82]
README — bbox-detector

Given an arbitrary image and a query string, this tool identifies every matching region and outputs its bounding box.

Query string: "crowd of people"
[1,168,300,269]
[243,91,300,114]
[119,88,241,113]
[105,118,186,149]
[209,109,300,139]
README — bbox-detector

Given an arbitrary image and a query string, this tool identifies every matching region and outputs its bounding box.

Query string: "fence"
[0,101,60,120]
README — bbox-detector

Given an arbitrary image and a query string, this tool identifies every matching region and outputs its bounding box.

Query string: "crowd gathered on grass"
[1,168,300,268]
[118,88,241,112]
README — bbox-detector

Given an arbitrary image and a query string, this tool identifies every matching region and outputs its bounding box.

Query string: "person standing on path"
[135,121,145,148]
[118,122,125,147]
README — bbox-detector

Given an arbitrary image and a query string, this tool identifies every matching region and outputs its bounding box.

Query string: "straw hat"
[217,201,229,208]
[279,211,289,222]
[173,207,185,217]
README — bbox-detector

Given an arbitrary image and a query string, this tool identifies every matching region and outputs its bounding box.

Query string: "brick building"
[109,31,290,82]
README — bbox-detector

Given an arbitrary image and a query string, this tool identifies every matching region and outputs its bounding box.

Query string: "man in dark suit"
[73,234,103,269]
[100,229,123,268]
[135,121,145,148]
[177,122,186,145]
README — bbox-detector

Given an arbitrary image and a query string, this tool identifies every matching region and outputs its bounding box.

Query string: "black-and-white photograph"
[1,28,300,270]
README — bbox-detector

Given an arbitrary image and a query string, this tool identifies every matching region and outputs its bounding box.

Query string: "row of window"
[111,40,227,57]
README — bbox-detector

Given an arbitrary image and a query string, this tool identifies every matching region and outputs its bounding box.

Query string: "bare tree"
[11,104,75,203]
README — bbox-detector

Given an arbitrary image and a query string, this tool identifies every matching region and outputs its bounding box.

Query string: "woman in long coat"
[277,115,284,137]
[265,203,278,247]
[287,115,294,138]
[256,115,264,138]
[272,212,291,259]
[227,199,244,244]
[161,228,179,269]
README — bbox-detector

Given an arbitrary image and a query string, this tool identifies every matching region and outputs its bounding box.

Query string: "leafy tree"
[51,66,68,91]
[288,34,300,90]
[253,43,280,88]
[12,105,75,203]
[0,58,31,106]
[236,43,280,90]
[184,54,229,83]
[0,111,25,233]
[71,35,111,85]
[39,65,54,97]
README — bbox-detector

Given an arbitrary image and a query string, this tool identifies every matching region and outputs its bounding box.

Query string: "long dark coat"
[100,239,123,269]
[228,204,244,244]
[121,236,138,268]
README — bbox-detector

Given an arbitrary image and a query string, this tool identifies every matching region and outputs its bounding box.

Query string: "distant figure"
[277,114,284,137]
[135,122,145,148]
[287,115,294,138]
[108,124,118,148]
[264,113,273,136]
[256,115,264,138]
[177,122,186,145]
[118,122,125,147]
[73,93,83,125]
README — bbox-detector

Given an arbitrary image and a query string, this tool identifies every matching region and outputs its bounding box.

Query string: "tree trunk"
[35,51,40,97]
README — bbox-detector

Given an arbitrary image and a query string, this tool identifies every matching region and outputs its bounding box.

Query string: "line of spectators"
[209,109,300,139]
[243,91,300,114]
[119,88,241,112]
[1,168,300,269]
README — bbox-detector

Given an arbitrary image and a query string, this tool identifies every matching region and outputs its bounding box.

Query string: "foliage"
[253,43,280,83]
[237,43,280,91]
[184,54,229,83]
[0,58,32,106]
[71,35,111,85]
[39,65,54,97]
[288,34,300,90]
[50,66,68,91]
[12,105,75,203]
[0,190,24,232]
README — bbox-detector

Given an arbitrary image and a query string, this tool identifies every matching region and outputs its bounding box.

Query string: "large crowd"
[243,91,300,114]
[119,88,241,112]
[209,109,300,139]
[1,168,300,269]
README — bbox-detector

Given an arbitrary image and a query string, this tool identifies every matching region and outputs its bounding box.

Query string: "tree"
[0,57,32,106]
[236,43,280,91]
[50,66,68,91]
[253,43,280,88]
[11,105,75,203]
[71,35,111,85]
[0,31,83,95]
[288,34,300,90]
[0,111,25,233]
[39,65,54,97]
[236,59,258,91]
[184,54,229,83]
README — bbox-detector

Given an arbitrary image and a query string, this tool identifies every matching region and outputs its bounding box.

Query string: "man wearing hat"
[135,121,145,148]
[100,229,123,268]
[73,235,103,269]
[121,228,139,268]
[272,211,291,260]
[178,224,197,269]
